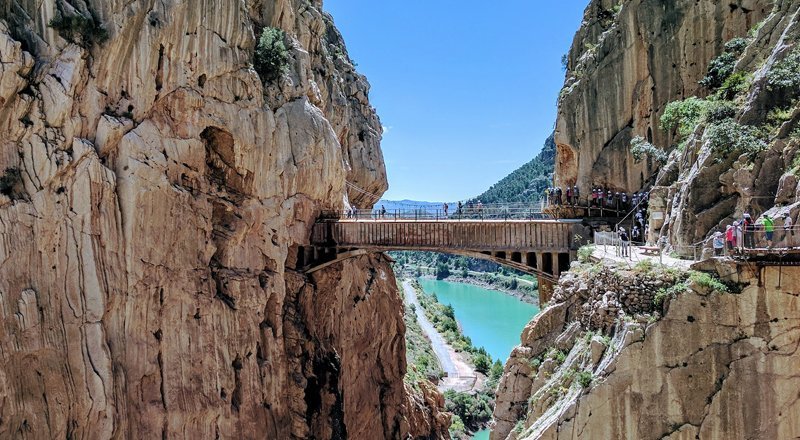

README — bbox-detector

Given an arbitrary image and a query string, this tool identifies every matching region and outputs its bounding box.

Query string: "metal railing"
[592,225,800,263]
[321,203,554,221]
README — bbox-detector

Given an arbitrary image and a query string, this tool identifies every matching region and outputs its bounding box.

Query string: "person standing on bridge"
[784,213,794,248]
[457,201,463,219]
[477,200,484,218]
[566,186,573,205]
[619,227,630,258]
[761,214,775,248]
[713,231,725,256]
[380,204,387,219]
[443,202,449,218]
[725,224,736,255]
[574,185,580,206]
[743,213,755,249]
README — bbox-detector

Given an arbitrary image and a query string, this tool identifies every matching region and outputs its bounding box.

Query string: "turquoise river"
[417,278,541,440]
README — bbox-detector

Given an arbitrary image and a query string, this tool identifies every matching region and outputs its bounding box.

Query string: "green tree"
[254,27,290,83]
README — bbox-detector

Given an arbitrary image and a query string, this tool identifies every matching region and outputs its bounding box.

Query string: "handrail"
[614,194,648,232]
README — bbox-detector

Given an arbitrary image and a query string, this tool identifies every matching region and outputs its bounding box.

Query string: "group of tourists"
[544,184,653,218]
[544,186,580,206]
[713,212,796,255]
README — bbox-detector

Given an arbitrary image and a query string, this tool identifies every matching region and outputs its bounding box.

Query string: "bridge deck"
[311,219,581,252]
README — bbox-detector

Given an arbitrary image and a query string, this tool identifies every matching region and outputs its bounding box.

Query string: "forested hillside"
[472,134,555,204]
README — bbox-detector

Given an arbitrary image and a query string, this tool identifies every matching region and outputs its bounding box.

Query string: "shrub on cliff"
[700,37,749,90]
[705,119,768,161]
[0,167,23,199]
[661,97,711,138]
[766,47,800,101]
[254,27,290,83]
[630,136,667,164]
[49,13,108,47]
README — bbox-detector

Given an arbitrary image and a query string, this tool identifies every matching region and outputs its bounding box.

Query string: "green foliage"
[513,420,525,434]
[705,119,768,161]
[577,245,595,263]
[767,106,795,131]
[630,136,667,164]
[254,27,290,83]
[661,97,711,138]
[576,371,593,388]
[633,259,655,273]
[766,48,800,97]
[473,133,555,204]
[611,2,622,15]
[653,281,689,307]
[704,100,738,123]
[443,390,493,431]
[435,262,451,280]
[472,352,492,375]
[449,415,467,439]
[403,302,443,385]
[561,53,569,71]
[688,271,729,293]
[717,71,751,100]
[700,38,748,90]
[49,13,108,47]
[545,347,567,365]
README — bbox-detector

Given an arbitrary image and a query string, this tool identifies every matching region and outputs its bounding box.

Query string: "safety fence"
[321,203,552,221]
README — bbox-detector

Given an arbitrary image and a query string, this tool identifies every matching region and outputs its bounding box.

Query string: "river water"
[417,279,540,440]
[418,278,540,363]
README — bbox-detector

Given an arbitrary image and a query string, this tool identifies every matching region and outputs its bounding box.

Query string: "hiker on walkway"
[761,214,775,248]
[621,192,628,211]
[712,231,725,256]
[443,202,449,218]
[574,186,580,206]
[556,187,563,205]
[591,188,598,207]
[457,201,463,218]
[735,220,744,251]
[544,188,551,206]
[632,225,641,243]
[725,224,736,254]
[606,190,614,209]
[477,200,483,218]
[566,186,573,205]
[784,214,794,248]
[619,227,630,258]
[743,213,755,248]
[380,204,387,219]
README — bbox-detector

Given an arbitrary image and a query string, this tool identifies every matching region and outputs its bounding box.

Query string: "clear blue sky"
[325,0,589,202]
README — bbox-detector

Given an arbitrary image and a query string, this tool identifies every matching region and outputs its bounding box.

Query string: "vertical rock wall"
[0,1,446,438]
[554,0,771,193]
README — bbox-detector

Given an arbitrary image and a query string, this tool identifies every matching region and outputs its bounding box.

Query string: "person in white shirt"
[784,214,794,248]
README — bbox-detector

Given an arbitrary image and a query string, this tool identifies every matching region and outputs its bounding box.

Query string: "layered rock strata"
[555,0,771,193]
[492,260,800,440]
[0,1,446,438]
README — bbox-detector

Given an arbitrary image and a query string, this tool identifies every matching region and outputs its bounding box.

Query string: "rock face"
[555,0,771,193]
[491,261,800,440]
[0,1,446,439]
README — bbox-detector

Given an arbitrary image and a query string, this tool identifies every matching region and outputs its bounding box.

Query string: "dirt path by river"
[402,280,479,392]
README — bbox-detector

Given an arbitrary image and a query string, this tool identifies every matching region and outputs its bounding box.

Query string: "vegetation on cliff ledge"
[254,27,290,83]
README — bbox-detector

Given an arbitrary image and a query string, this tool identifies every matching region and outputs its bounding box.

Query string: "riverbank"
[402,280,480,392]
[427,274,539,306]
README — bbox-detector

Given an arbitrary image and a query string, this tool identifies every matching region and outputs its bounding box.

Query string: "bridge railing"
[321,204,553,221]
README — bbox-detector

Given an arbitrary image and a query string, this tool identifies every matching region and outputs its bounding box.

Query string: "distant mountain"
[471,133,555,204]
[376,199,450,211]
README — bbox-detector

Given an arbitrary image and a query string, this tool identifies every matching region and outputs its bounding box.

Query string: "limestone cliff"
[0,1,447,439]
[555,0,771,193]
[492,260,800,440]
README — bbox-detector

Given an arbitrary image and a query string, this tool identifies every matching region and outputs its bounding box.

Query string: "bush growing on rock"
[688,271,729,293]
[705,119,768,161]
[630,136,667,164]
[766,48,800,99]
[700,37,749,90]
[0,167,23,199]
[49,13,108,47]
[254,27,290,83]
[577,371,593,388]
[661,97,711,138]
